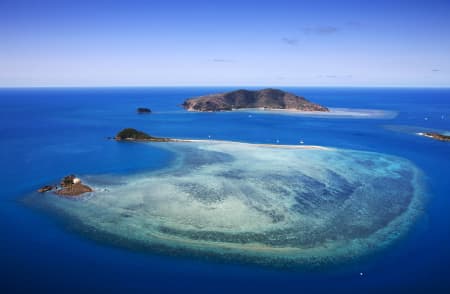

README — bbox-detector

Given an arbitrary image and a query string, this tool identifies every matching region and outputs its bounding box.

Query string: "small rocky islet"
[137,107,152,114]
[38,175,93,197]
[418,132,450,142]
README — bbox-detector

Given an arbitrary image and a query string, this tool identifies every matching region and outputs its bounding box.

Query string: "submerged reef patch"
[28,142,426,267]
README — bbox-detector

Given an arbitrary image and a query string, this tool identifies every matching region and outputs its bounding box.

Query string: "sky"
[1,0,450,87]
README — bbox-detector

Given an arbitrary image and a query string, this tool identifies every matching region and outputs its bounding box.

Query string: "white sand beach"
[170,139,332,150]
[232,107,397,119]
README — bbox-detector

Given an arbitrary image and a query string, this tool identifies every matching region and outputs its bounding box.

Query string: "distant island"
[137,107,152,114]
[182,88,329,112]
[115,128,172,142]
[417,132,450,142]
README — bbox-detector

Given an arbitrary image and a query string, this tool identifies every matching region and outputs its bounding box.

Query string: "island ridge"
[182,88,329,112]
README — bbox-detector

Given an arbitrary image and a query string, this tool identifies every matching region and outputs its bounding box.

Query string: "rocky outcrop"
[115,128,172,142]
[38,175,93,196]
[55,182,93,196]
[38,185,54,193]
[419,132,450,142]
[55,175,93,196]
[137,107,152,114]
[182,88,329,112]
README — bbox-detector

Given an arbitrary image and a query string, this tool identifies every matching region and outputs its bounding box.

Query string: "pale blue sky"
[1,0,449,87]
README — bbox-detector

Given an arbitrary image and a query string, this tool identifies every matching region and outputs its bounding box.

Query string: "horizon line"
[1,84,450,89]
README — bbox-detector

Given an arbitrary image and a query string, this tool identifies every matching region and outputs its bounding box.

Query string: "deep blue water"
[0,87,449,293]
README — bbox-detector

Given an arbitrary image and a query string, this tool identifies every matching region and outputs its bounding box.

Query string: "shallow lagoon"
[28,141,426,267]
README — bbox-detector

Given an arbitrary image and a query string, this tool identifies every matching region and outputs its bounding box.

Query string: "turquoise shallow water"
[25,142,426,268]
[1,87,450,292]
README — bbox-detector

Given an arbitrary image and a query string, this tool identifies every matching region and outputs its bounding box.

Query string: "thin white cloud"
[281,37,299,46]
[301,26,339,35]
[211,58,234,63]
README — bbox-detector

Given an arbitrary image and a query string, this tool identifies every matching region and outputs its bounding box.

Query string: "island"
[417,132,450,142]
[37,175,93,196]
[137,107,152,114]
[115,128,172,142]
[182,88,329,112]
[55,175,93,196]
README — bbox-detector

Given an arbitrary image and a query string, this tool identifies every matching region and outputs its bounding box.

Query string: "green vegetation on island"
[182,88,329,112]
[115,128,171,142]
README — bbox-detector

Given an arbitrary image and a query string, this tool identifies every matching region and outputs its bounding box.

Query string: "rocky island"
[137,107,152,114]
[115,128,172,142]
[37,175,93,196]
[55,175,93,196]
[182,88,329,112]
[418,132,450,142]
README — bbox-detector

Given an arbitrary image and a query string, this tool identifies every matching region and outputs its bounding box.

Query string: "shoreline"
[416,132,450,142]
[167,138,331,150]
[116,137,331,150]
[230,107,397,118]
[113,128,331,150]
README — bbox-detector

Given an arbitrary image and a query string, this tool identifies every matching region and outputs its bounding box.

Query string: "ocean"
[0,87,449,293]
